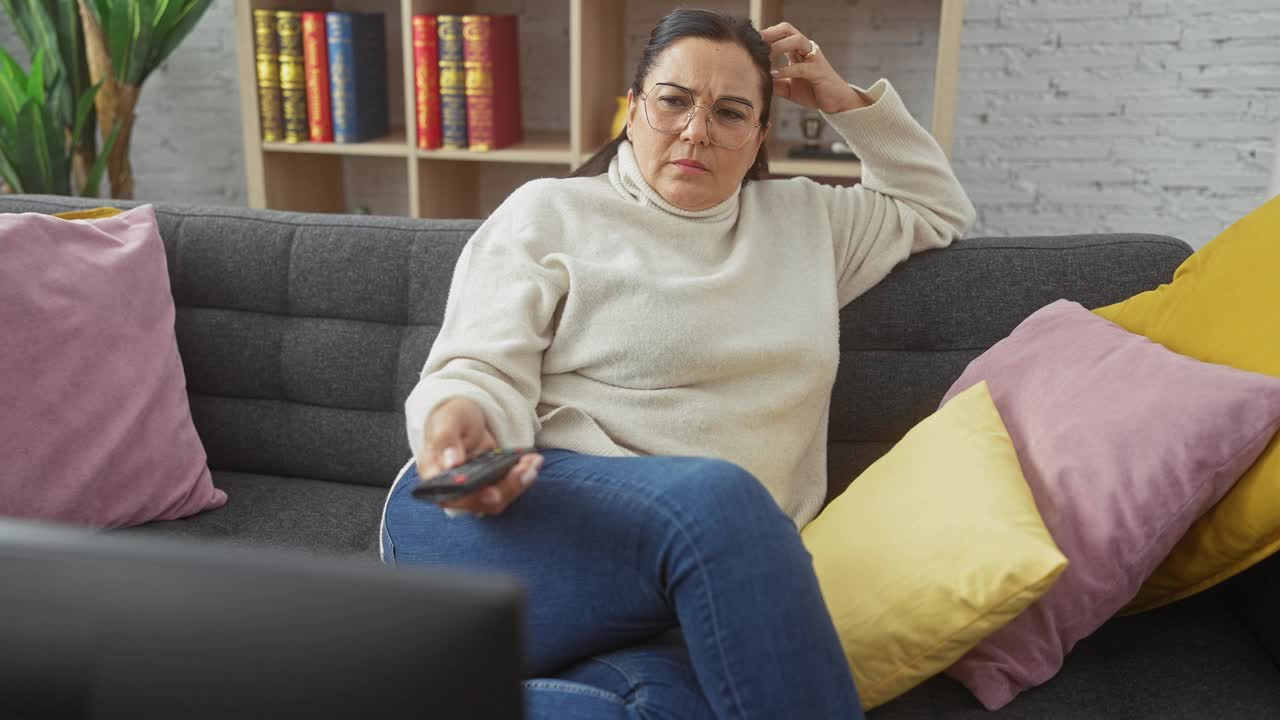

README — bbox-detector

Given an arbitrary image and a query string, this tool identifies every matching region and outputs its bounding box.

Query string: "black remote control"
[411,447,531,502]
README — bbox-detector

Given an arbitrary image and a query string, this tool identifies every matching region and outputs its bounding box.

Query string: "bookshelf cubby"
[236,0,965,218]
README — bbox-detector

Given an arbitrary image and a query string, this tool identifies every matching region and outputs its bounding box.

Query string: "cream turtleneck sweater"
[404,79,975,528]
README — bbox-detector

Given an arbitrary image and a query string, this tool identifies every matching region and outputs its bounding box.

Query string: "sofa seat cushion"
[117,472,386,556]
[870,591,1280,719]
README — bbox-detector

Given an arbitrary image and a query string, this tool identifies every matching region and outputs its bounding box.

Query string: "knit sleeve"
[404,191,567,460]
[809,79,976,308]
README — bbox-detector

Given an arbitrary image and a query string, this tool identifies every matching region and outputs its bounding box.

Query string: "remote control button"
[454,474,467,484]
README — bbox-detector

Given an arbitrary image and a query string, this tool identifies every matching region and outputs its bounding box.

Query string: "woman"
[381,8,975,719]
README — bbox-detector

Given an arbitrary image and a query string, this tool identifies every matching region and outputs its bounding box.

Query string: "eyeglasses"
[638,83,761,150]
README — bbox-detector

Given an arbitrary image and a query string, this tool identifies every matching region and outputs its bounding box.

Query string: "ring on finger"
[804,39,820,59]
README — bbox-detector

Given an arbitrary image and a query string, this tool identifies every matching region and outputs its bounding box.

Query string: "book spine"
[461,16,493,151]
[462,14,521,152]
[301,11,332,142]
[252,9,283,142]
[351,14,389,141]
[412,15,442,150]
[326,13,358,143]
[276,11,308,143]
[438,15,467,149]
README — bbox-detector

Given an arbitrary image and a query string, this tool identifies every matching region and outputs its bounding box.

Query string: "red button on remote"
[453,474,467,484]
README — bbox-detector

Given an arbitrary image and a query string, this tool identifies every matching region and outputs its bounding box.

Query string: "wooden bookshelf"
[236,0,965,218]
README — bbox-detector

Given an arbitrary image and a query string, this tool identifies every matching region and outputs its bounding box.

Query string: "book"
[301,11,333,142]
[437,14,467,149]
[326,12,390,144]
[251,9,283,142]
[275,11,308,143]
[461,15,522,152]
[412,15,442,150]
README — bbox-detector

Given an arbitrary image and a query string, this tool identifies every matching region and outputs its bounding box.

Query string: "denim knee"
[655,457,796,544]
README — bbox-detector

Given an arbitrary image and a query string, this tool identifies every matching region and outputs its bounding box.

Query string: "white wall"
[952,0,1278,247]
[1271,123,1280,198]
[2,0,1277,246]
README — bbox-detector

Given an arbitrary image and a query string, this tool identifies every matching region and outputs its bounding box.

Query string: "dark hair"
[569,8,772,181]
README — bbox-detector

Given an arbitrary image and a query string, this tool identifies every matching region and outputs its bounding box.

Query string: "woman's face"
[626,38,769,211]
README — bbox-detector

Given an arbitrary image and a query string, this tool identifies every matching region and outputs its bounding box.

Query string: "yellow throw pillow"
[51,207,124,220]
[802,381,1067,710]
[1096,195,1280,614]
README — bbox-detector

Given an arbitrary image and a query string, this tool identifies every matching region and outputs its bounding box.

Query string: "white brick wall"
[3,0,1277,247]
[953,0,1279,247]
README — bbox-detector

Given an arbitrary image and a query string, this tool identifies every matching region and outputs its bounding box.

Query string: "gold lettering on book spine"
[413,17,431,143]
[252,10,283,142]
[302,14,327,139]
[416,63,430,135]
[276,11,308,143]
[462,16,493,151]
[330,57,349,134]
[439,16,467,149]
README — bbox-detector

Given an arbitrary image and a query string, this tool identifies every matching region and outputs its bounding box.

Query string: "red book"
[300,11,333,142]
[461,14,521,151]
[412,14,442,150]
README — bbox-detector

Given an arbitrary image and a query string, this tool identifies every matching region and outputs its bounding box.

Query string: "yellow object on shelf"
[610,96,628,139]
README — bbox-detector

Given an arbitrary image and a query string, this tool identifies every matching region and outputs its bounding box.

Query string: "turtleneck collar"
[608,140,740,223]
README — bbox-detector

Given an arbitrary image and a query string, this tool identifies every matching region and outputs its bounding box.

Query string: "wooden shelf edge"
[262,127,412,158]
[767,145,862,179]
[416,131,573,165]
[768,160,862,179]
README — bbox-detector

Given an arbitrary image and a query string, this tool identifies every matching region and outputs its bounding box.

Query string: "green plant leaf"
[0,49,30,128]
[106,0,132,82]
[22,0,62,75]
[72,79,98,143]
[0,0,93,144]
[146,0,211,83]
[15,100,60,193]
[51,0,88,124]
[12,0,69,127]
[0,148,25,193]
[125,0,150,85]
[27,47,45,100]
[80,114,117,196]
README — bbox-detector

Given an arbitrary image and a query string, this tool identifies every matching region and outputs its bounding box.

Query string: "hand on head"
[761,22,869,114]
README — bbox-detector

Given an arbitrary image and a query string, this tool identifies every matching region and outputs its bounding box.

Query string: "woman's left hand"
[761,22,869,115]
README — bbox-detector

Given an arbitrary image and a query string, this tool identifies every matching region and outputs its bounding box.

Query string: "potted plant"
[0,47,116,195]
[1,0,113,195]
[76,0,213,199]
[0,0,212,199]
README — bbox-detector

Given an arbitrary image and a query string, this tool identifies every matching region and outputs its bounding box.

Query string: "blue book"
[437,14,467,149]
[326,12,390,143]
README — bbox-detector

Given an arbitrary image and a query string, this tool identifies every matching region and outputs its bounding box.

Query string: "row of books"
[251,10,523,152]
[253,10,390,144]
[413,14,522,151]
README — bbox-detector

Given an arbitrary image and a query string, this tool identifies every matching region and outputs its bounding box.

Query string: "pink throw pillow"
[0,205,226,527]
[942,300,1280,710]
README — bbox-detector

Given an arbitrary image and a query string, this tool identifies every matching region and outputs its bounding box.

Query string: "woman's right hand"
[418,397,543,517]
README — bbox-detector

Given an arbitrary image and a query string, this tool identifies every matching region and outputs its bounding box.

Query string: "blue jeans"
[380,448,863,719]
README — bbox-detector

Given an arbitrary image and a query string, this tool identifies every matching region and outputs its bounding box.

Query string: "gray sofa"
[5,193,1279,718]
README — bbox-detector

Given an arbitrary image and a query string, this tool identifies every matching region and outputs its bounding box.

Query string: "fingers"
[419,397,495,479]
[772,77,793,100]
[440,452,544,517]
[759,21,799,44]
[770,57,821,81]
[774,33,816,64]
[761,22,813,62]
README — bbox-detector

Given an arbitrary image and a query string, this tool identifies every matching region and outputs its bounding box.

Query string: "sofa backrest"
[2,195,1191,500]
